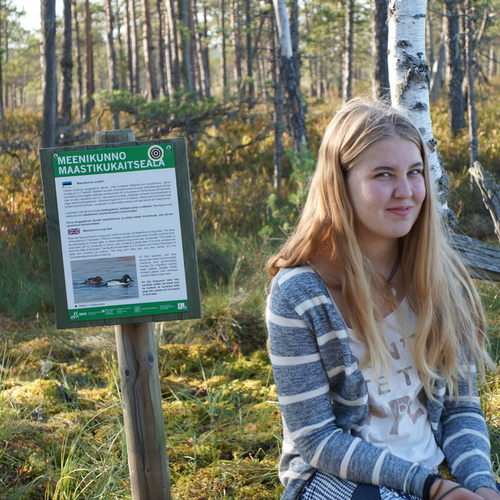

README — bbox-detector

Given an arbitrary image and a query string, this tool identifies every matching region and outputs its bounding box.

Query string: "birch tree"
[342,0,355,103]
[387,0,448,202]
[273,0,307,152]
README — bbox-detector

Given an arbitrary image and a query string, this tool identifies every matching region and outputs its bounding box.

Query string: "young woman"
[266,100,499,500]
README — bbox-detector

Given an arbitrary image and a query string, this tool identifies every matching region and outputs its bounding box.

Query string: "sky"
[13,0,41,31]
[13,0,64,32]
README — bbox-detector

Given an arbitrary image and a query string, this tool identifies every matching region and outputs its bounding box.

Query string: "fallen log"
[452,233,500,282]
[469,161,500,243]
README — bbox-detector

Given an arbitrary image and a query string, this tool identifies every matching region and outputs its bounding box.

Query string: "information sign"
[40,139,201,329]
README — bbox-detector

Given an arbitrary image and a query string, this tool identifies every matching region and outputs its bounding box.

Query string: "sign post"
[39,129,202,499]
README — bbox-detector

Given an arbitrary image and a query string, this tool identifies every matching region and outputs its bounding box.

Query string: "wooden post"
[95,129,171,500]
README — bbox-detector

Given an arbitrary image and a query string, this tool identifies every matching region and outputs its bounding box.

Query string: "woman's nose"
[393,177,412,198]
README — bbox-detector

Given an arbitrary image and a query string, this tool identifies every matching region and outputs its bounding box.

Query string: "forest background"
[0,0,499,498]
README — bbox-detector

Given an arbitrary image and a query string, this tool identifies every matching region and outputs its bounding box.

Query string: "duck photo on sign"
[71,256,139,303]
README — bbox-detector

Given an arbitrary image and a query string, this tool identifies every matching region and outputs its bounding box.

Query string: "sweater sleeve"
[439,371,497,492]
[267,270,433,497]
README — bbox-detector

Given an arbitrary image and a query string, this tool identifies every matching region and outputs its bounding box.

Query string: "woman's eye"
[409,169,423,176]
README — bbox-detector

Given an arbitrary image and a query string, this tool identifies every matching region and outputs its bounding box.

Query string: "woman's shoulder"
[269,266,326,304]
[269,265,346,330]
[274,265,317,282]
[272,265,327,295]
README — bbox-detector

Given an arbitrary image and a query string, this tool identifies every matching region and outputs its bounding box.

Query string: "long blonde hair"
[267,99,493,397]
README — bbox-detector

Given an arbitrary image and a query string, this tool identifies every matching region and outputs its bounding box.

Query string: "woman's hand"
[474,487,500,500]
[430,479,483,499]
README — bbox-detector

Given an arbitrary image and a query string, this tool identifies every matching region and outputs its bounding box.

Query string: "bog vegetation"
[0,83,499,498]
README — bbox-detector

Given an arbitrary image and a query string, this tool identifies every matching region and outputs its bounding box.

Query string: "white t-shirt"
[347,297,444,470]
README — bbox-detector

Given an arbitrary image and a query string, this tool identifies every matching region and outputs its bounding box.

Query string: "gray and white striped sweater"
[266,266,496,500]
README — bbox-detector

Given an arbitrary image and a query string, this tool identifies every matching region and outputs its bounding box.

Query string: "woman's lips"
[387,206,412,216]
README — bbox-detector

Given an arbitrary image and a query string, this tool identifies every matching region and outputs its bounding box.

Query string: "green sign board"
[40,138,201,329]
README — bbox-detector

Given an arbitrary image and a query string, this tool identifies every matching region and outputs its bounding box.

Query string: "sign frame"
[39,138,202,329]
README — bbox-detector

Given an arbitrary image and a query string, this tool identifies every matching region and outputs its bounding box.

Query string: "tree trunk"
[464,0,478,167]
[164,0,179,94]
[289,0,300,80]
[221,0,228,96]
[142,0,159,100]
[156,0,168,96]
[114,0,126,89]
[72,0,84,121]
[245,0,254,106]
[84,0,95,122]
[273,0,307,152]
[252,13,267,102]
[430,29,445,103]
[192,0,208,98]
[157,0,167,96]
[59,0,73,131]
[231,0,243,89]
[488,45,497,79]
[0,1,5,120]
[444,0,466,135]
[202,6,211,97]
[104,0,120,127]
[371,0,390,100]
[128,0,140,95]
[124,0,134,94]
[271,15,283,188]
[426,2,435,71]
[387,0,448,204]
[342,0,354,103]
[41,0,57,148]
[180,0,195,93]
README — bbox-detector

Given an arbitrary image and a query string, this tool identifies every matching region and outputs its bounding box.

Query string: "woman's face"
[346,137,426,248]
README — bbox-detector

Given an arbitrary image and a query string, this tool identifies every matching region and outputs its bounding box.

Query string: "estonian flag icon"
[63,181,72,186]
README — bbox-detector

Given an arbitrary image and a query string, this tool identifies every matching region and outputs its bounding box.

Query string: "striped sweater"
[266,266,496,500]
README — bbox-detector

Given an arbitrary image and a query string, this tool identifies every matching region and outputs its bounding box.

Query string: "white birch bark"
[273,0,307,151]
[273,0,293,58]
[387,0,448,202]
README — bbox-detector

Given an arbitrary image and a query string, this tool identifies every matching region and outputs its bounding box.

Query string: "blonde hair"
[267,99,493,398]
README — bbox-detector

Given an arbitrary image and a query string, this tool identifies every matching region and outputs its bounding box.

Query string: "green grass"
[0,322,283,499]
[0,240,498,498]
